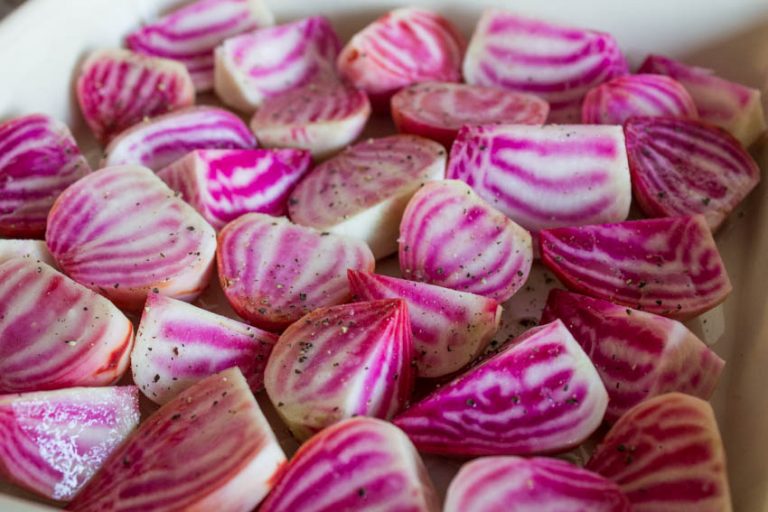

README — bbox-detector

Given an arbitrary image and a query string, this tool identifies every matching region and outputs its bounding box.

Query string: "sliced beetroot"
[103,106,256,171]
[463,9,628,122]
[0,386,139,501]
[391,82,549,146]
[586,393,731,511]
[393,320,608,457]
[541,289,724,421]
[539,215,732,320]
[126,0,274,92]
[260,417,439,512]
[0,114,90,238]
[46,165,217,311]
[0,239,56,267]
[0,259,133,393]
[132,293,276,404]
[348,270,501,378]
[76,49,195,144]
[214,16,341,112]
[217,213,374,331]
[446,124,631,232]
[67,368,286,511]
[444,456,630,512]
[398,179,532,302]
[264,299,413,440]
[158,148,312,229]
[288,135,445,258]
[625,116,760,231]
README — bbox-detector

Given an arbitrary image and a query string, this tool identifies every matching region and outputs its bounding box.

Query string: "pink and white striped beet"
[126,0,275,92]
[214,16,341,112]
[393,320,608,457]
[581,74,698,125]
[288,134,445,258]
[337,7,465,110]
[640,54,766,146]
[0,239,55,268]
[586,393,731,512]
[67,368,286,512]
[541,289,724,422]
[446,124,631,232]
[444,456,630,512]
[0,259,133,393]
[217,213,374,331]
[625,116,760,231]
[348,270,501,378]
[260,417,439,512]
[390,81,549,147]
[76,49,195,144]
[463,9,629,122]
[265,299,413,440]
[0,114,90,238]
[539,215,732,320]
[158,148,312,229]
[103,106,256,171]
[131,293,276,405]
[0,386,139,501]
[46,165,217,311]
[399,179,533,302]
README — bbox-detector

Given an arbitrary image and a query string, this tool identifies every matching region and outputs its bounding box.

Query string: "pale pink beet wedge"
[0,239,56,267]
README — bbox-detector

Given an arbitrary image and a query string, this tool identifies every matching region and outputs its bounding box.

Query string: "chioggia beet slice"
[260,417,439,512]
[288,135,445,258]
[214,16,341,112]
[0,114,90,238]
[399,179,533,302]
[46,165,217,311]
[446,124,631,232]
[539,215,732,320]
[0,239,56,267]
[126,0,274,92]
[103,106,256,171]
[348,270,501,378]
[158,148,312,229]
[0,386,139,501]
[66,368,286,511]
[217,213,374,330]
[131,293,276,404]
[625,117,761,231]
[76,49,195,144]
[586,393,732,511]
[0,259,133,393]
[639,54,766,146]
[393,320,608,456]
[541,289,724,422]
[444,456,630,512]
[463,9,628,122]
[390,82,549,147]
[581,74,698,125]
[264,299,413,440]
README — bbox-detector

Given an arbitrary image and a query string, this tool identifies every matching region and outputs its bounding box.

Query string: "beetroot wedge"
[393,320,608,456]
[46,165,217,311]
[586,393,731,512]
[0,259,133,393]
[348,270,501,378]
[264,299,413,440]
[0,386,139,501]
[132,293,276,404]
[541,289,724,421]
[217,213,374,331]
[539,215,732,320]
[445,456,630,512]
[260,417,438,512]
[399,179,533,302]
[288,135,445,258]
[67,368,286,511]
[0,239,56,267]
[625,117,760,231]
